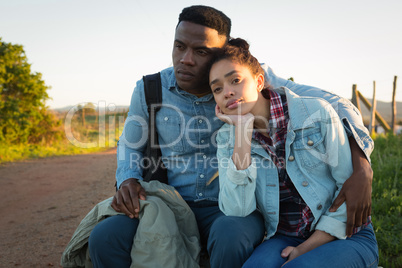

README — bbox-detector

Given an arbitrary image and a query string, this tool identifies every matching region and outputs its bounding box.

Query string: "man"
[89,5,374,268]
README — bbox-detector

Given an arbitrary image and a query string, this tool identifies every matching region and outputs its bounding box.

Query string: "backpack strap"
[142,73,168,183]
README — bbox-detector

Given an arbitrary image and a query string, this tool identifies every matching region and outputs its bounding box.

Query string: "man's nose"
[180,50,195,65]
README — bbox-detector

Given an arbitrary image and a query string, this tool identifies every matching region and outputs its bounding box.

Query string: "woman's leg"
[242,234,304,268]
[283,224,379,268]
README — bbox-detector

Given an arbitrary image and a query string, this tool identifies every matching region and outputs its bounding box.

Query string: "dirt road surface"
[0,149,117,267]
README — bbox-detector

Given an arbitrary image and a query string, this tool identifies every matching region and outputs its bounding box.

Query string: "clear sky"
[1,0,401,109]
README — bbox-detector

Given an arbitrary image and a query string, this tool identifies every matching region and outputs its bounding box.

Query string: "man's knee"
[89,215,139,255]
[210,211,264,244]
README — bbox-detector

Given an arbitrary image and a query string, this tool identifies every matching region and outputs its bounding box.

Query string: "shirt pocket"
[156,114,184,152]
[293,130,326,169]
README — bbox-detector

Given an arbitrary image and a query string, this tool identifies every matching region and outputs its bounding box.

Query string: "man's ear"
[257,74,265,92]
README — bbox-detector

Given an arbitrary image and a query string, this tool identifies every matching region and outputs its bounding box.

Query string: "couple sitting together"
[62,5,379,268]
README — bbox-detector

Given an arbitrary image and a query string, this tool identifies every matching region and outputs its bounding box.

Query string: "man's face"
[172,21,227,94]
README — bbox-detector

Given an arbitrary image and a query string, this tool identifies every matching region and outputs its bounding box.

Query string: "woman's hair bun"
[228,38,249,51]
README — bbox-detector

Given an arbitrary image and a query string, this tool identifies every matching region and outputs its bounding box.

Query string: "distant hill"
[356,99,402,125]
[52,105,129,113]
[50,100,401,125]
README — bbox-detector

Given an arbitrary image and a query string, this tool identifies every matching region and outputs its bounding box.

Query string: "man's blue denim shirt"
[116,65,373,202]
[117,67,224,202]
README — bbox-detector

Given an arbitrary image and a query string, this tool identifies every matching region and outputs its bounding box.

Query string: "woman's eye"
[213,87,222,93]
[233,78,241,84]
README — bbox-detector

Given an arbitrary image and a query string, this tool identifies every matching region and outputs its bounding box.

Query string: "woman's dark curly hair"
[211,38,264,77]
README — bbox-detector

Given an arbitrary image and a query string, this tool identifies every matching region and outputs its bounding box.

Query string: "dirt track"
[0,149,117,267]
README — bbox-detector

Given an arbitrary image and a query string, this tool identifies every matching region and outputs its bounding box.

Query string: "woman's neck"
[252,95,271,134]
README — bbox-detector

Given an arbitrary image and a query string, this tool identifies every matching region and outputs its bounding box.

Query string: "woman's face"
[209,59,263,115]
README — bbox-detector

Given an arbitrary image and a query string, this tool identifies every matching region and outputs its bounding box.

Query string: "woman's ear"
[256,74,264,92]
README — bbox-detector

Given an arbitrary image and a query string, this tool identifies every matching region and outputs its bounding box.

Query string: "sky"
[1,0,401,109]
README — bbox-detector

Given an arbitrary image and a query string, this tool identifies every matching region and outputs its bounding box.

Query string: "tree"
[0,38,60,144]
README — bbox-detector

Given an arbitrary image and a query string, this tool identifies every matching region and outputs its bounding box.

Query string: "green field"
[371,134,401,267]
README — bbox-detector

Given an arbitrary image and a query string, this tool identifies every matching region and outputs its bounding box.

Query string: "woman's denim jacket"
[217,87,353,240]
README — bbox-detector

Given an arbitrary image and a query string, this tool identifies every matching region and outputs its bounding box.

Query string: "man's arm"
[329,136,373,236]
[112,78,150,217]
[262,64,374,234]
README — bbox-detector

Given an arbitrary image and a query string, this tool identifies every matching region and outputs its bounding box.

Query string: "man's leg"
[190,202,265,268]
[88,214,139,268]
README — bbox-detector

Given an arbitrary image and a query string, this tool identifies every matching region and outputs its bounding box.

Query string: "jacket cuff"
[226,158,257,185]
[315,215,347,240]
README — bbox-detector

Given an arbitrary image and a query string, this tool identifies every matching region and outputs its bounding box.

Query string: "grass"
[371,133,401,268]
[0,112,125,164]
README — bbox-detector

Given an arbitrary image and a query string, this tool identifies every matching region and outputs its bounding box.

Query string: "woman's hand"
[215,104,254,127]
[281,246,302,266]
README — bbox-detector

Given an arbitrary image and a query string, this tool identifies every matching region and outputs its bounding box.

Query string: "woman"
[210,38,379,267]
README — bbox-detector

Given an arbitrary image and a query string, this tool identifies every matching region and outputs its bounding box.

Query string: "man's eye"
[175,44,184,50]
[233,78,241,84]
[197,50,208,56]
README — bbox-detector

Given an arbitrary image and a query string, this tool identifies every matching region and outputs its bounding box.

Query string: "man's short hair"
[177,5,231,39]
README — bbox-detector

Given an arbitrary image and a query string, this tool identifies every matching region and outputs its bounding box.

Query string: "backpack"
[141,72,168,184]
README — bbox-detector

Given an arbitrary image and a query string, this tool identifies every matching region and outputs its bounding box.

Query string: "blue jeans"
[243,224,379,268]
[89,202,265,268]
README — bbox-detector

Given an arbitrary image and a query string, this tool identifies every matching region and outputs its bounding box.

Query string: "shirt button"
[302,181,309,187]
[196,101,200,105]
[288,155,295,161]
[199,193,203,196]
[164,117,169,121]
[200,174,205,178]
[307,140,314,146]
[203,155,207,159]
[201,140,205,144]
[317,204,323,210]
[199,119,203,124]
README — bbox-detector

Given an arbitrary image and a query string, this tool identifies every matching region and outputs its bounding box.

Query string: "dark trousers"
[89,202,264,268]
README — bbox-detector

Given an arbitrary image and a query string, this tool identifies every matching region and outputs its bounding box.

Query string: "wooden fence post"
[369,81,377,135]
[357,91,390,132]
[351,84,361,113]
[391,76,398,134]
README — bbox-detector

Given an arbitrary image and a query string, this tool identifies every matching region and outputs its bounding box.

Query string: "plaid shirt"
[253,90,314,238]
[253,90,372,238]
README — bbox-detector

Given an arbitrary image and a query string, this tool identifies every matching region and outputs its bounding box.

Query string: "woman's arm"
[281,230,336,265]
[216,106,258,217]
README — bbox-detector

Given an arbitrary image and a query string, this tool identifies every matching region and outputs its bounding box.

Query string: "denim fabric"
[89,203,265,268]
[116,67,224,202]
[217,88,356,240]
[242,224,379,268]
[116,65,373,203]
[262,64,374,161]
[189,203,265,268]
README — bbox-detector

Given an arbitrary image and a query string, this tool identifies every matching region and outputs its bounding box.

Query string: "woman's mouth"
[226,99,243,109]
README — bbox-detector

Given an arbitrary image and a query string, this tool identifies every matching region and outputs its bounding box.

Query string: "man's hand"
[329,137,373,237]
[111,178,147,219]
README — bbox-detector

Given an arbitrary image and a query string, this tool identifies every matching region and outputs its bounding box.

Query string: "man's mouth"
[177,69,194,81]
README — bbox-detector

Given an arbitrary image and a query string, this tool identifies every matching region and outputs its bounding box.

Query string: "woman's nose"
[223,87,234,98]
